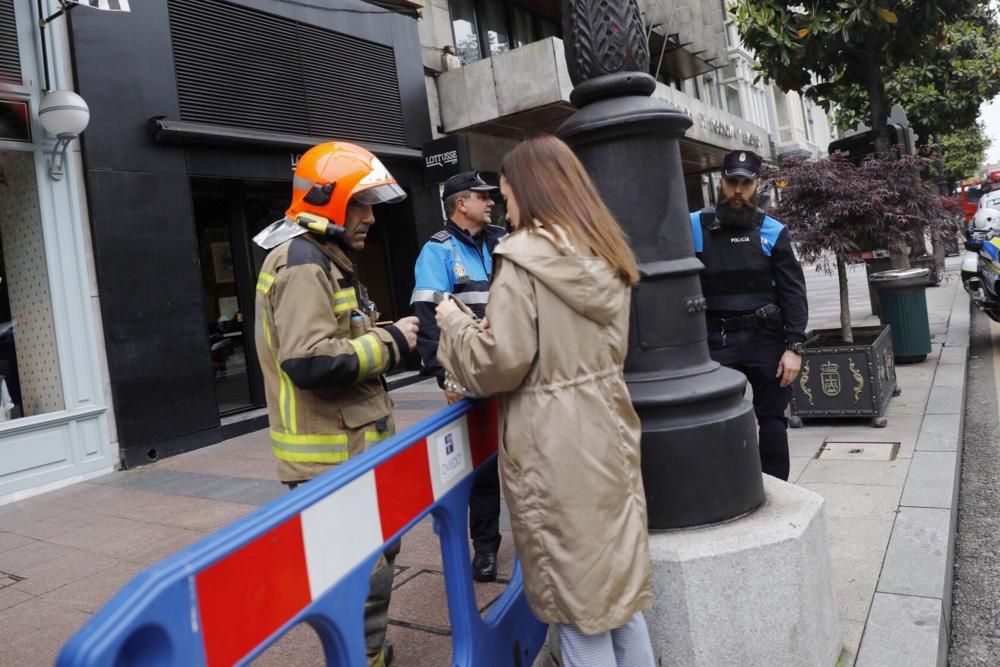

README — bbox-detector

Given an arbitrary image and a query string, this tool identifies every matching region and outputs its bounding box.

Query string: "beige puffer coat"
[437,224,652,634]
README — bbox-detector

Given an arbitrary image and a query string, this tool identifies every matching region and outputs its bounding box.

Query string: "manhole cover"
[817,442,899,461]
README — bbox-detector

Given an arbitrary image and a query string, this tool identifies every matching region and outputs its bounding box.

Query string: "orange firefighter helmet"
[287,142,406,227]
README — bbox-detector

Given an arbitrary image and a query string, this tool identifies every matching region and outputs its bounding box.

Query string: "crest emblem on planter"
[820,362,842,397]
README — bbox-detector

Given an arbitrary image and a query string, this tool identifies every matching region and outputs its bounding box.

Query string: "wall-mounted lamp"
[37,90,89,181]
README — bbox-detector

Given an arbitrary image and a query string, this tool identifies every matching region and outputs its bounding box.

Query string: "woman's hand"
[436,298,461,327]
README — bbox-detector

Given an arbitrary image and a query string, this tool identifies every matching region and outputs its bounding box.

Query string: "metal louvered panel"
[167,0,407,147]
[0,0,21,84]
[297,23,405,146]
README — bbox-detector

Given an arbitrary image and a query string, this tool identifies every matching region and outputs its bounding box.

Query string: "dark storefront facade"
[70,0,434,467]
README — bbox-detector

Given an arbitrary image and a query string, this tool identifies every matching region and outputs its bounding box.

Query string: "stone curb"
[855,289,970,667]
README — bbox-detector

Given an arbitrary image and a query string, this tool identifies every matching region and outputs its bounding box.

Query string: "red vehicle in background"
[960,179,986,224]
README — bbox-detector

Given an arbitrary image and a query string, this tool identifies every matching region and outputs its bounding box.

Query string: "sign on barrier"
[57,399,547,667]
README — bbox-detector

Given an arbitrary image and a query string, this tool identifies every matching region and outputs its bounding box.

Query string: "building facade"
[0,0,114,503]
[68,0,434,468]
[416,0,772,212]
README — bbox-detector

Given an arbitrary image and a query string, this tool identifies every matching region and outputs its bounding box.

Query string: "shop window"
[725,84,743,118]
[0,151,65,420]
[450,0,482,65]
[480,0,511,55]
[450,0,558,63]
[511,5,534,48]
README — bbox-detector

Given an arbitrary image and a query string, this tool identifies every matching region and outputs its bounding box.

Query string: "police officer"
[690,150,808,480]
[254,141,419,667]
[411,171,506,581]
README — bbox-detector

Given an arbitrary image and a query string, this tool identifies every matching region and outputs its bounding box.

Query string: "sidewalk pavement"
[0,257,970,666]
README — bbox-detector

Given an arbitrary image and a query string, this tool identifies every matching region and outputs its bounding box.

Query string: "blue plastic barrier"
[56,398,547,666]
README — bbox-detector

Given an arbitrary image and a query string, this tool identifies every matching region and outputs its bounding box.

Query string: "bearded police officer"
[690,150,808,480]
[411,171,506,582]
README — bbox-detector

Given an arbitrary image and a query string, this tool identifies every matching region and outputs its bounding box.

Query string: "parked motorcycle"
[962,207,1000,322]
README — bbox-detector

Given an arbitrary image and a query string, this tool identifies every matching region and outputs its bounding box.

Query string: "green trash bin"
[869,268,932,363]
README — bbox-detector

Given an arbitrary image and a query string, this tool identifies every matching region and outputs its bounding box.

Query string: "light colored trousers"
[557,612,656,667]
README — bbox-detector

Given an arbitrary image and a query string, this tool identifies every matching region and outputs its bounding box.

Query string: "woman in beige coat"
[435,135,654,666]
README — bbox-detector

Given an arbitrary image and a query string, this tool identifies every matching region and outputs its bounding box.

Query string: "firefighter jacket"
[255,234,409,483]
[410,221,507,386]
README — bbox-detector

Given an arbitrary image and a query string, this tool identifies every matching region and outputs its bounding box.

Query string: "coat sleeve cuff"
[384,324,410,355]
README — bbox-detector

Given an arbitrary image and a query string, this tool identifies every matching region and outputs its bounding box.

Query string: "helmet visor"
[352,183,407,206]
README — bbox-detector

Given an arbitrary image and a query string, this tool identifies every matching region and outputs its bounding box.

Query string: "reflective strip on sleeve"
[365,430,392,443]
[409,289,444,305]
[349,332,384,380]
[256,272,276,295]
[454,291,489,306]
[333,288,359,314]
[270,431,349,464]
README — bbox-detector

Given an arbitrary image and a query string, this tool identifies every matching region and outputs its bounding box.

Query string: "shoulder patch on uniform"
[759,215,785,256]
[430,230,452,243]
[286,237,331,270]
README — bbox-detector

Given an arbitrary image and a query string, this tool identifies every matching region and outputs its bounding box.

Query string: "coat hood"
[494,223,627,326]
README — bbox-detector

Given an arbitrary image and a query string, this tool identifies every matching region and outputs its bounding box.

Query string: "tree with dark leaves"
[769,155,948,343]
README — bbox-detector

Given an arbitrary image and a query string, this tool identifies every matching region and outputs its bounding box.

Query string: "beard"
[716,190,760,228]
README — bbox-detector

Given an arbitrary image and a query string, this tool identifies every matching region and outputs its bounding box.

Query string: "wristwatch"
[786,341,805,355]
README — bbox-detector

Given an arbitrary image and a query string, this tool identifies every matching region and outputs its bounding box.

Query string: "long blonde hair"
[500,135,640,285]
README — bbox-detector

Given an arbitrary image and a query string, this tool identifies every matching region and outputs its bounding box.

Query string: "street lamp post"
[557,0,765,529]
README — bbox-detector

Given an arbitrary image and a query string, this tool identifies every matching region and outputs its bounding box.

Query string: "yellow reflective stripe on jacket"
[262,309,296,433]
[256,272,276,295]
[333,288,359,314]
[270,431,349,464]
[350,332,385,380]
[365,430,391,443]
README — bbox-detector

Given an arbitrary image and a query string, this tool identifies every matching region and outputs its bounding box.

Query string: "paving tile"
[840,619,865,667]
[99,469,285,507]
[877,507,950,599]
[156,453,277,480]
[938,345,968,365]
[396,517,444,572]
[925,385,964,415]
[824,517,895,563]
[11,547,121,596]
[930,363,965,389]
[387,623,453,667]
[788,457,811,484]
[390,571,506,631]
[46,515,204,565]
[0,540,80,574]
[42,561,145,614]
[914,414,961,452]
[0,596,92,667]
[0,531,35,555]
[855,593,944,667]
[93,488,257,533]
[245,621,326,666]
[0,586,33,611]
[788,435,824,458]
[798,459,909,487]
[899,452,957,509]
[799,483,902,521]
[0,507,105,540]
[830,556,881,623]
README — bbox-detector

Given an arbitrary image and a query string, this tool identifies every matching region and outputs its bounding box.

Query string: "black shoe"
[472,551,497,582]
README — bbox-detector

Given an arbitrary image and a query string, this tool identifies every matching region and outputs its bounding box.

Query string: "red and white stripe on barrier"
[193,399,499,667]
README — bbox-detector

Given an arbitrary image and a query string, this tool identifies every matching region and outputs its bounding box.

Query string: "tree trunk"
[863,37,890,158]
[837,252,853,344]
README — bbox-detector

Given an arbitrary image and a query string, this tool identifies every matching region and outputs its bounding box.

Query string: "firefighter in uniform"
[690,150,808,480]
[253,141,419,667]
[410,171,505,582]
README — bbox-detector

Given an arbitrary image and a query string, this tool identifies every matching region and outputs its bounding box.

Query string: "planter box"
[790,325,898,428]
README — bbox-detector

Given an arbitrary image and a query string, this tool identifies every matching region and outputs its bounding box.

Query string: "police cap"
[442,171,499,200]
[722,150,763,180]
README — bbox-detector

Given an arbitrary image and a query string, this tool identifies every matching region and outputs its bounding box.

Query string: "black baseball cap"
[722,150,763,180]
[442,171,499,200]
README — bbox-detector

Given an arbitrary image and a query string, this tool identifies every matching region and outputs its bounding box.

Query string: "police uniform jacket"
[690,208,808,344]
[255,233,409,483]
[410,221,507,386]
[436,223,651,634]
